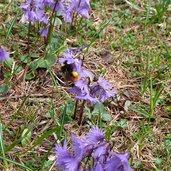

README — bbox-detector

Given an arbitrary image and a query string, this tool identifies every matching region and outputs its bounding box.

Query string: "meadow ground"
[0,0,171,171]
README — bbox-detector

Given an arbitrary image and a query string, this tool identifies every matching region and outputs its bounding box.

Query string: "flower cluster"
[59,49,116,104]
[58,0,91,23]
[0,46,10,62]
[20,0,91,37]
[20,0,49,23]
[56,127,132,171]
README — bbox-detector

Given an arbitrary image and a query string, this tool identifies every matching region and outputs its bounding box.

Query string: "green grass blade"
[145,0,152,24]
[150,77,154,116]
[4,11,19,45]
[21,127,58,155]
[87,20,111,51]
[153,85,164,108]
[39,141,56,171]
[0,156,33,171]
[4,96,28,131]
[6,124,34,152]
[0,123,8,169]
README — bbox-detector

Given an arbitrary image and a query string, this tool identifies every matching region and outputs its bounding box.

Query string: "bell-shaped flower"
[0,47,10,62]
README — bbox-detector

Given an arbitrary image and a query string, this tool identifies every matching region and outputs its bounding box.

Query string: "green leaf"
[4,57,22,73]
[36,53,57,69]
[117,119,128,129]
[20,55,31,64]
[4,11,19,45]
[4,57,14,68]
[25,71,35,80]
[54,18,62,26]
[155,158,162,165]
[134,161,143,169]
[102,112,112,122]
[30,60,39,70]
[85,107,91,119]
[0,84,9,94]
[30,53,40,58]
[21,128,32,147]
[23,127,58,153]
[6,122,33,152]
[60,102,75,124]
[0,156,33,171]
[36,59,47,68]
[92,102,111,122]
[165,106,171,112]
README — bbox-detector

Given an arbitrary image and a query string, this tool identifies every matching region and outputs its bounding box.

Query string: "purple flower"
[71,134,93,158]
[59,49,117,104]
[93,144,108,160]
[90,77,117,103]
[70,79,98,104]
[20,0,48,23]
[59,49,94,80]
[56,141,81,171]
[58,0,91,23]
[54,1,65,15]
[0,47,10,62]
[105,153,132,171]
[39,28,49,37]
[74,64,94,81]
[56,127,132,171]
[55,141,71,170]
[92,163,104,171]
[42,0,55,7]
[59,49,77,65]
[86,126,105,144]
[72,0,90,18]
[62,6,74,23]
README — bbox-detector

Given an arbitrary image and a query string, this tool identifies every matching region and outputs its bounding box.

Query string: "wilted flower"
[0,46,10,62]
[56,127,132,171]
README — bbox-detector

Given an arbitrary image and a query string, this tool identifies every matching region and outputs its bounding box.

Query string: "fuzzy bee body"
[61,62,80,82]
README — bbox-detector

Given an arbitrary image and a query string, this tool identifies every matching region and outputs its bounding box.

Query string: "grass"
[0,0,171,170]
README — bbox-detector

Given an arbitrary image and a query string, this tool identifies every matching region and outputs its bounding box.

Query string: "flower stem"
[27,21,31,53]
[47,0,59,45]
[73,99,79,120]
[78,100,86,125]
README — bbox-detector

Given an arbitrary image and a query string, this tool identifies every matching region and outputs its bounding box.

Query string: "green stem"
[47,0,59,45]
[27,21,31,53]
[0,123,8,169]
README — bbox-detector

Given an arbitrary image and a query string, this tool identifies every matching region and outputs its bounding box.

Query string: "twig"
[0,93,52,101]
[117,85,138,89]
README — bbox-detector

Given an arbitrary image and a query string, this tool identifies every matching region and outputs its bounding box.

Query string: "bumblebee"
[61,62,80,82]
